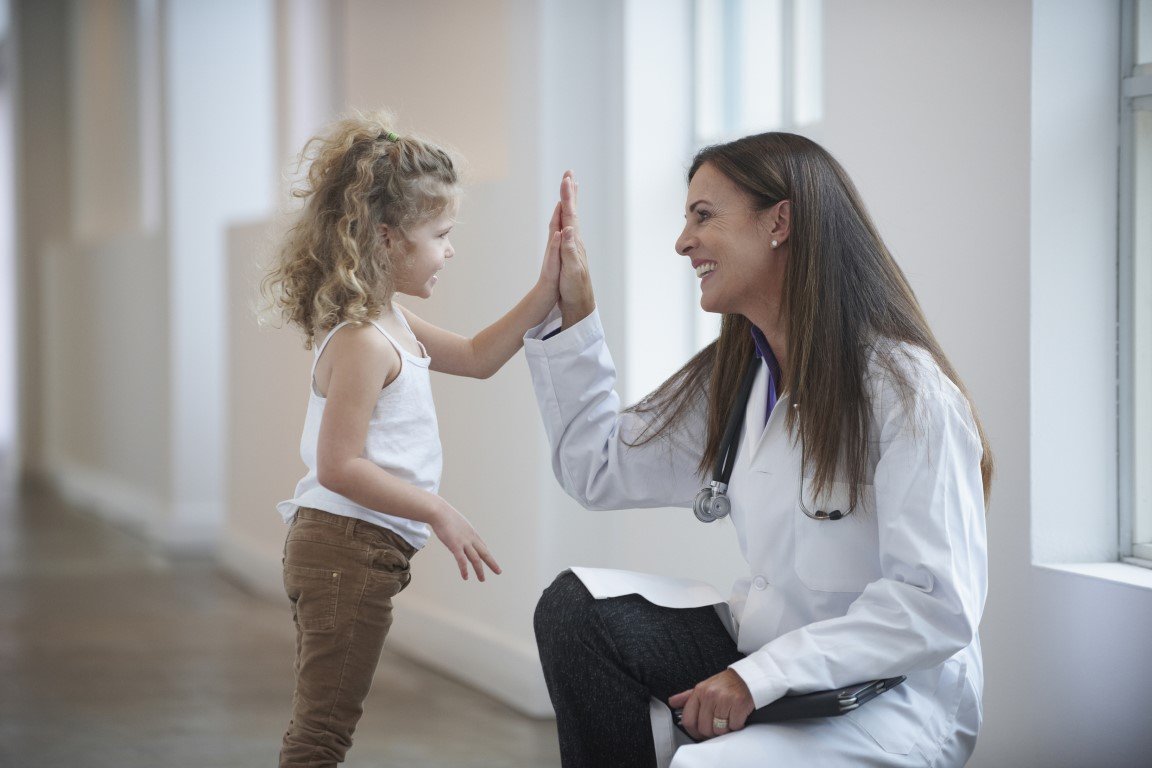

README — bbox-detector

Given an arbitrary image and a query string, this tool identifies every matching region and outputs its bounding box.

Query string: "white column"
[0,0,16,478]
[165,0,276,548]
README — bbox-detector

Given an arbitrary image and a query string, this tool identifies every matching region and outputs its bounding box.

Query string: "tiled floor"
[0,483,561,768]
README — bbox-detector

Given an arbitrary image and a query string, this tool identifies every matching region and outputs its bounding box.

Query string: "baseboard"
[49,461,165,539]
[46,461,221,555]
[386,599,554,719]
[219,534,285,600]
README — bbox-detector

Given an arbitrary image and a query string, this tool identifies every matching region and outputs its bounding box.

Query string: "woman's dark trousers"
[533,571,743,768]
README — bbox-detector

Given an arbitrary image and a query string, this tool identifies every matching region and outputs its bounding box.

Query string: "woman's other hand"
[667,669,756,741]
[557,171,595,327]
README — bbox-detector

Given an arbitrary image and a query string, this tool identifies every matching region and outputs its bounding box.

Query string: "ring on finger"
[712,717,729,731]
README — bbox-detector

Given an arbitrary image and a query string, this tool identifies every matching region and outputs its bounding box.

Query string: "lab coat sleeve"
[728,355,989,708]
[522,309,706,510]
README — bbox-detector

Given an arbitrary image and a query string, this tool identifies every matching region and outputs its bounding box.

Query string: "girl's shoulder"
[314,320,402,393]
[322,319,393,352]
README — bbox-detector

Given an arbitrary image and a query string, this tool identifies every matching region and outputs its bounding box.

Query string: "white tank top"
[276,304,441,549]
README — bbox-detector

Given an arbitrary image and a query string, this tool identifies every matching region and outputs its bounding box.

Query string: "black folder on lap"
[670,676,905,737]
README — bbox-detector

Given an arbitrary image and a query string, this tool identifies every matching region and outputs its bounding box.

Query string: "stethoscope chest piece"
[693,484,731,523]
[694,356,760,525]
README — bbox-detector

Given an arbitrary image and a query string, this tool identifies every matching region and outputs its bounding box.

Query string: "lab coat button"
[753,575,768,590]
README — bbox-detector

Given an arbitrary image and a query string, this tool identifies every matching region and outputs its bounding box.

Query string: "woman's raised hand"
[557,171,595,328]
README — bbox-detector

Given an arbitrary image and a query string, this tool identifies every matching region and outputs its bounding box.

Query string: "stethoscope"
[692,357,853,523]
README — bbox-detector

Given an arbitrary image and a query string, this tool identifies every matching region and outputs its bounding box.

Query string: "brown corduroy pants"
[279,507,416,768]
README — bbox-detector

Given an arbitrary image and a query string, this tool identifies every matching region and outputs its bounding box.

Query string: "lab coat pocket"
[846,660,964,757]
[793,479,881,592]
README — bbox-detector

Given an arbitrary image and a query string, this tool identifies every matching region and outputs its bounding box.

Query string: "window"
[1120,0,1152,566]
[622,0,822,402]
[691,0,823,349]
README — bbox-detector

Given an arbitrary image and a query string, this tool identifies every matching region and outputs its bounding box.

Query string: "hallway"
[0,482,561,768]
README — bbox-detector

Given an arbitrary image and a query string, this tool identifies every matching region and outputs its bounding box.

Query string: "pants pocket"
[367,545,411,597]
[284,563,340,632]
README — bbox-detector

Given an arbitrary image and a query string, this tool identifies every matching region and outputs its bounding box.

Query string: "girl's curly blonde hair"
[263,110,459,348]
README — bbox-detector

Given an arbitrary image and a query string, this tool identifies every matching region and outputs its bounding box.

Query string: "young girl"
[263,111,562,767]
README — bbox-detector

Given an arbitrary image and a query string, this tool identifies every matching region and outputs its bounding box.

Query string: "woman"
[524,134,990,767]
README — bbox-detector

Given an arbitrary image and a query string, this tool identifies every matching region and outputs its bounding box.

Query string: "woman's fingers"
[672,671,753,740]
[728,705,748,732]
[679,690,702,740]
[560,172,579,231]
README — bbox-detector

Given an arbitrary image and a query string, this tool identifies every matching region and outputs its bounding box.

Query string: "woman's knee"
[534,570,595,650]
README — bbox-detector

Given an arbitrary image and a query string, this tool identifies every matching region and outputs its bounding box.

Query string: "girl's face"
[675,163,787,319]
[390,205,457,299]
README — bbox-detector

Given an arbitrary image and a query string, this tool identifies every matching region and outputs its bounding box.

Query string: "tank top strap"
[368,304,428,359]
[311,321,354,385]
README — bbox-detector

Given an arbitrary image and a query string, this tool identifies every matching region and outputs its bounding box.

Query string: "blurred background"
[1,0,1152,766]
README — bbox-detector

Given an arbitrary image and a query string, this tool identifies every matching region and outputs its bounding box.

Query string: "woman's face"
[675,162,786,319]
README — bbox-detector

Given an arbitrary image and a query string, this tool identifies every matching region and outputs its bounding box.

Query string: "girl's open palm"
[430,499,502,582]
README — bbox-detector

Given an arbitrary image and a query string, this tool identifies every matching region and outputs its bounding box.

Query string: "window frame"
[1119,0,1152,567]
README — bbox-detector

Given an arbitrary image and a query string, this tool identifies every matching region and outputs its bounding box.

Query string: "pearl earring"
[771,240,779,248]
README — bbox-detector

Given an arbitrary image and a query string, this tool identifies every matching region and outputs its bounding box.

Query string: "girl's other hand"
[429,497,502,581]
[557,172,595,327]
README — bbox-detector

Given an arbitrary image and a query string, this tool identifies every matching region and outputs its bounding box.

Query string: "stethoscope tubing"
[695,352,853,523]
[712,356,761,484]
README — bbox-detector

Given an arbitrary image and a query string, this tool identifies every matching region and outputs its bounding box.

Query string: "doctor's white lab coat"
[523,311,988,768]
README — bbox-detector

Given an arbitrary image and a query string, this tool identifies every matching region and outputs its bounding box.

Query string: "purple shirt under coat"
[750,326,781,424]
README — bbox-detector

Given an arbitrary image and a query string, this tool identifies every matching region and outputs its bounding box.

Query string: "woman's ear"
[768,200,791,248]
[377,223,394,251]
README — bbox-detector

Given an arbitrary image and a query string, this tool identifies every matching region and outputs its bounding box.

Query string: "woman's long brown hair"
[627,133,993,508]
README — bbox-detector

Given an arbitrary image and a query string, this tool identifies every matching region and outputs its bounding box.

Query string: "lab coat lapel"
[741,362,769,460]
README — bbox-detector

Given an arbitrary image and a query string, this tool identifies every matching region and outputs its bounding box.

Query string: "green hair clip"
[381,131,400,142]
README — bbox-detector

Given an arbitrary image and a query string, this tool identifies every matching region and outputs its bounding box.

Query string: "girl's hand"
[538,201,562,297]
[429,498,502,581]
[556,171,595,327]
[667,669,756,741]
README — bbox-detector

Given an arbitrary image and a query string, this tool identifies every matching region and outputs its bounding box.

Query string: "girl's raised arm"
[400,200,564,378]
